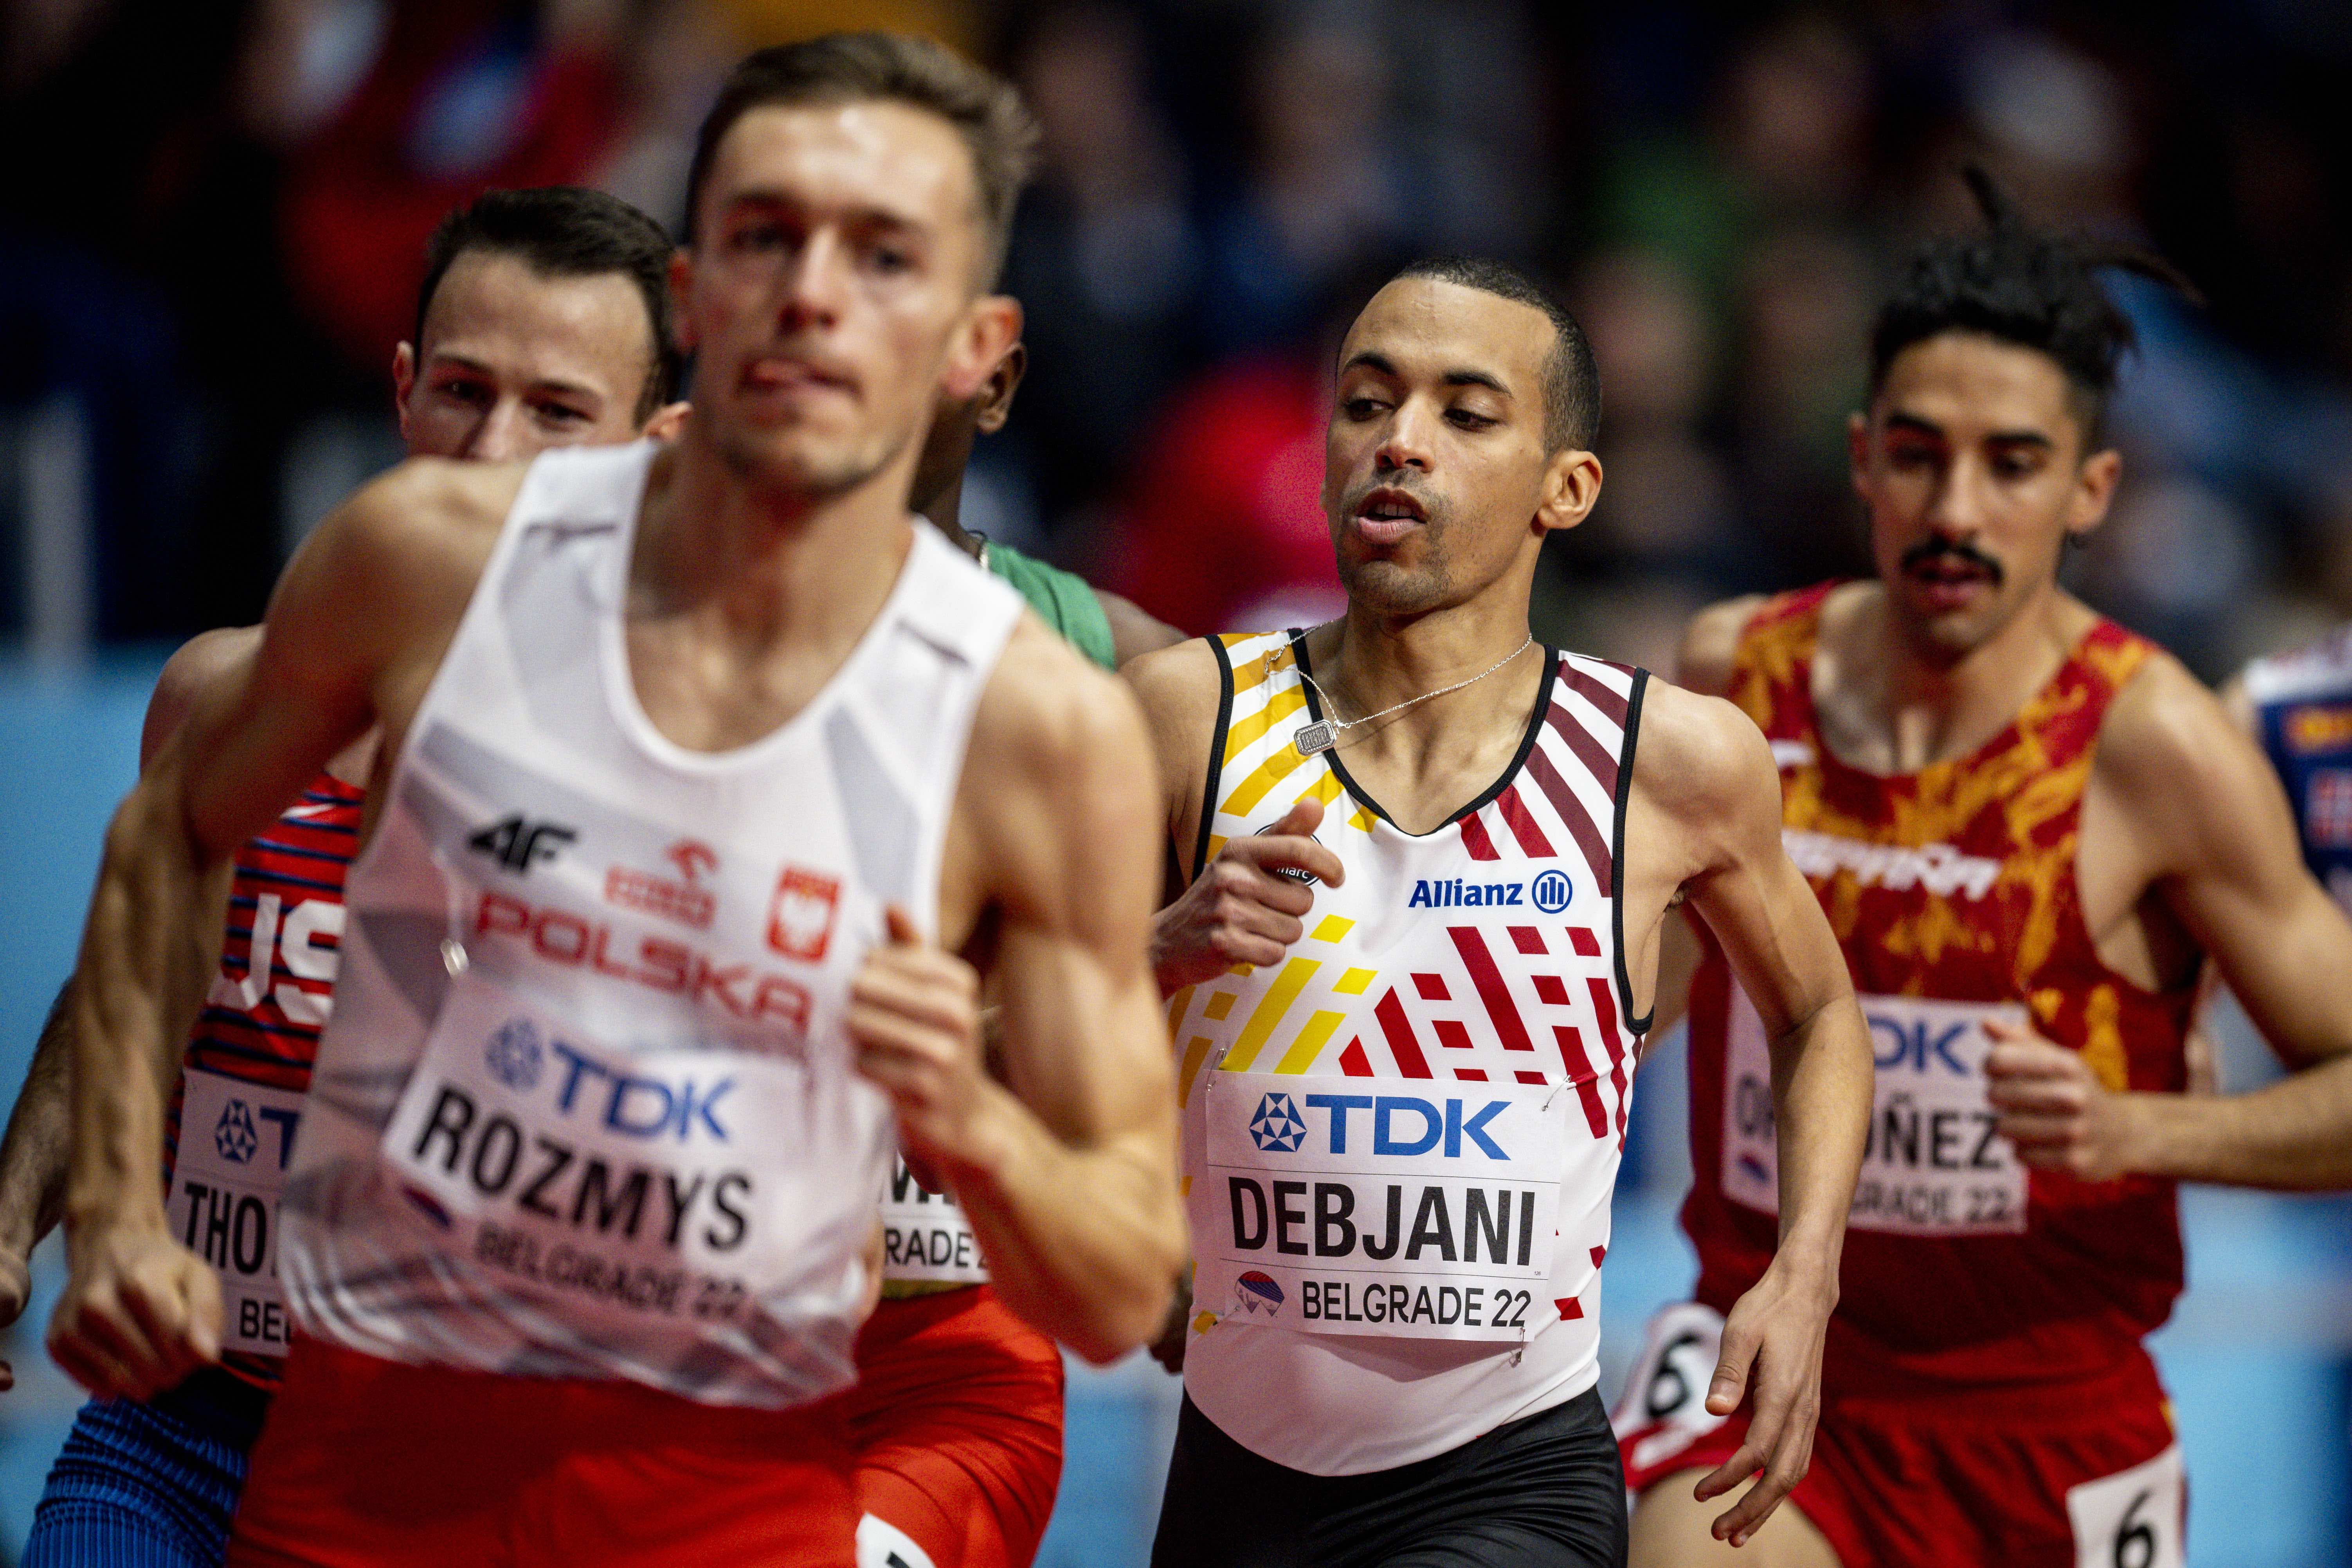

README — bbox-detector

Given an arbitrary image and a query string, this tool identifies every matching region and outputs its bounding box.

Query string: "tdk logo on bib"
[1249,1093,1308,1152]
[1251,1093,1515,1161]
[214,1101,259,1165]
[1870,1010,1972,1074]
[481,1019,735,1144]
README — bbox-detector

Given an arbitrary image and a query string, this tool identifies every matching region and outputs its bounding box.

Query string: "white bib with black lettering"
[1723,988,2028,1235]
[879,1158,989,1286]
[1196,1070,1563,1341]
[168,1068,305,1356]
[379,974,814,1344]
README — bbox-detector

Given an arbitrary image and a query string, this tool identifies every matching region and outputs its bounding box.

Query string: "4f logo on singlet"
[469,815,577,874]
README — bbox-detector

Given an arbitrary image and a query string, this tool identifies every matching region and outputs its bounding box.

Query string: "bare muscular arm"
[48,461,506,1398]
[0,629,258,1387]
[851,621,1187,1362]
[1641,597,1768,1044]
[1623,681,1872,1548]
[1990,656,2352,1188]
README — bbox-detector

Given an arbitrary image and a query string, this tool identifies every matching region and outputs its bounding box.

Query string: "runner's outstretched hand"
[1690,1253,1834,1547]
[48,1219,220,1400]
[1151,796,1345,994]
[850,906,999,1173]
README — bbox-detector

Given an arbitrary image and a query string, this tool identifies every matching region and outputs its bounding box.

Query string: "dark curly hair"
[1869,167,2200,442]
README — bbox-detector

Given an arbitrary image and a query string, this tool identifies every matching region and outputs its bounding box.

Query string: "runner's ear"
[1534,448,1601,537]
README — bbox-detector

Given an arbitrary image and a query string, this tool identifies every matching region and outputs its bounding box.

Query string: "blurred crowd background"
[7,0,2352,674]
[4,2,2352,1565]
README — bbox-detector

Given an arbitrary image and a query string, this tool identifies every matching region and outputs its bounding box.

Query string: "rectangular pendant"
[1296,720,1335,755]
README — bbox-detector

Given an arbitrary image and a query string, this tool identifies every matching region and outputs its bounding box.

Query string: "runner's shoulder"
[2088,635,2286,870]
[321,457,520,576]
[1118,634,1225,742]
[144,625,262,766]
[979,613,1158,789]
[1630,676,1780,830]
[288,457,522,632]
[2094,641,2280,845]
[1678,594,1770,696]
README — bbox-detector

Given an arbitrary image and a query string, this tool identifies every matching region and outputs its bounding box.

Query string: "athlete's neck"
[618,429,917,752]
[1826,577,2093,772]
[918,473,982,560]
[1302,592,1545,833]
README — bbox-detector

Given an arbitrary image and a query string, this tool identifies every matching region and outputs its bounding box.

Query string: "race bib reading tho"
[1194,1070,1566,1341]
[1724,988,2028,1235]
[167,1068,306,1356]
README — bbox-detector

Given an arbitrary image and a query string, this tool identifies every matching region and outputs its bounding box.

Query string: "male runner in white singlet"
[1127,256,1875,1567]
[0,184,688,1568]
[46,34,1184,1568]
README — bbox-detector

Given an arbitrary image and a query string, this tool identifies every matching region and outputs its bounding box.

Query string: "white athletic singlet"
[279,442,1024,1409]
[1172,630,1650,1474]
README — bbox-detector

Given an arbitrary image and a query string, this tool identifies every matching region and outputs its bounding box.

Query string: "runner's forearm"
[2120,1058,2352,1188]
[942,1078,1183,1362]
[0,981,76,1260]
[64,768,232,1233]
[1766,999,1873,1269]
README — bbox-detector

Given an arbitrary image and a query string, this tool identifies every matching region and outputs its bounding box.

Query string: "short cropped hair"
[1869,166,2199,443]
[415,187,681,423]
[684,32,1039,288]
[1391,256,1600,452]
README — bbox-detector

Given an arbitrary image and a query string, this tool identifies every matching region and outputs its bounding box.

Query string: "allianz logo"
[1781,830,2000,901]
[1408,868,1572,913]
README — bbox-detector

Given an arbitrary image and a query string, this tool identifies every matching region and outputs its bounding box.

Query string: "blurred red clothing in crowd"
[1110,355,1346,636]
[280,5,625,375]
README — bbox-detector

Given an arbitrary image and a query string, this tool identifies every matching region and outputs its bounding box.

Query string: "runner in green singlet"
[912,340,1183,669]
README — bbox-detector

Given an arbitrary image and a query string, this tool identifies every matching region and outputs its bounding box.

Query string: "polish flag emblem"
[767,868,841,962]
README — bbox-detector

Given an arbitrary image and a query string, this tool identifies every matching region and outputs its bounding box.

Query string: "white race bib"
[1724,988,2028,1236]
[168,1069,305,1356]
[2068,1445,2185,1568]
[880,1157,988,1285]
[379,976,818,1350]
[1193,1070,1565,1341]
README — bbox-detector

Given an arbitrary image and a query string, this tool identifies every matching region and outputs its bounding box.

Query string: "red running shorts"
[834,1287,1066,1568]
[1615,1304,2186,1568]
[225,1335,859,1568]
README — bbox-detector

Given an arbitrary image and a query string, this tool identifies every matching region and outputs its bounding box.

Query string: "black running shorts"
[1151,1386,1628,1568]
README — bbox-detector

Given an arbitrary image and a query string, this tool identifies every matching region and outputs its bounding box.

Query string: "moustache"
[1899,538,2004,587]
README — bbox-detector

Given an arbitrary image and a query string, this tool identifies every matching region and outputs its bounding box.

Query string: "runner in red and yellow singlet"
[1617,174,2352,1568]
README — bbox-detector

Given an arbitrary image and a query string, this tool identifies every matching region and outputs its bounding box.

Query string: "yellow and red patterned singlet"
[1684,584,2196,1393]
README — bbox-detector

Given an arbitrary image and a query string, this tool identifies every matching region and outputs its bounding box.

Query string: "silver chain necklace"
[1292,634,1534,755]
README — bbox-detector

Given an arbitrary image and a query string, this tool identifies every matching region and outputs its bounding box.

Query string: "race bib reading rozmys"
[379,976,819,1347]
[1195,1070,1566,1341]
